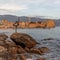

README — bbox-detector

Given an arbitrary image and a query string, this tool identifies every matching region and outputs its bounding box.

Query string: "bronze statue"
[13,21,19,33]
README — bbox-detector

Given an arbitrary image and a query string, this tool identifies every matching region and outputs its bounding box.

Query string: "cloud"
[0,3,28,13]
[0,0,60,18]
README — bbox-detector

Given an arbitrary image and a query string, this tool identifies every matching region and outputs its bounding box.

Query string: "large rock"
[0,33,8,40]
[5,40,16,47]
[10,33,38,49]
[38,47,49,53]
[29,48,42,55]
[0,34,8,46]
[17,45,25,54]
[0,40,6,46]
[0,57,7,60]
[19,54,26,60]
[26,47,49,55]
[0,46,7,53]
[36,57,45,60]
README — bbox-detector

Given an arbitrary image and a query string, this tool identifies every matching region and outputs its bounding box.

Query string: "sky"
[0,0,60,18]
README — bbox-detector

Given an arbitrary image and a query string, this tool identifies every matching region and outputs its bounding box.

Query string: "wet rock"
[0,57,6,60]
[25,47,30,52]
[24,53,32,59]
[0,46,8,60]
[10,58,17,60]
[43,38,54,40]
[9,56,17,60]
[17,45,25,54]
[36,57,45,60]
[0,33,8,40]
[0,46,7,53]
[38,47,49,53]
[5,40,16,47]
[20,53,32,59]
[0,34,8,46]
[8,46,17,55]
[0,40,6,46]
[10,33,38,49]
[26,58,33,60]
[29,48,42,55]
[19,54,26,60]
[0,46,7,57]
[8,45,25,55]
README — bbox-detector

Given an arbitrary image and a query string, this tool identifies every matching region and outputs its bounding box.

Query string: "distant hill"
[0,15,18,22]
[0,15,60,27]
[54,19,60,27]
[0,15,46,22]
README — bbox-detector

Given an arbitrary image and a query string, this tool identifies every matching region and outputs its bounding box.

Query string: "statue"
[13,21,19,33]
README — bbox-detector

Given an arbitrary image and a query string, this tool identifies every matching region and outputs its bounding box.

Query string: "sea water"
[0,27,60,60]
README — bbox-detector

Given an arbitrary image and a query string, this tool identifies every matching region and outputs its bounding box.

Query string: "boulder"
[24,54,32,59]
[0,57,6,60]
[0,46,7,53]
[24,47,30,52]
[0,34,8,46]
[10,33,38,49]
[5,40,16,47]
[43,38,54,40]
[0,45,8,59]
[38,47,49,53]
[0,33,8,40]
[29,48,42,55]
[36,57,45,60]
[0,40,6,46]
[7,54,17,60]
[19,54,26,60]
[8,46,17,55]
[10,57,17,60]
[17,45,25,54]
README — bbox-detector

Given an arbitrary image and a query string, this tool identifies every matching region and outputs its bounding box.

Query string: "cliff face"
[0,20,14,29]
[45,20,55,28]
[27,20,55,28]
[0,19,55,29]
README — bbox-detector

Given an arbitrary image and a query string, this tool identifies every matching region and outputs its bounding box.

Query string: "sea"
[0,27,60,60]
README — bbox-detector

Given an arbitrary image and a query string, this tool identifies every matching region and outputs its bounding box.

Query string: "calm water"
[0,27,60,60]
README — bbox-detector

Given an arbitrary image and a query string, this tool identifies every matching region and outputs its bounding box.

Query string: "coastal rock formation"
[0,46,7,53]
[42,38,54,40]
[36,57,45,60]
[46,20,55,28]
[28,47,49,55]
[17,45,25,54]
[0,19,55,29]
[29,48,42,55]
[0,33,8,40]
[38,47,49,53]
[0,35,8,46]
[19,54,26,60]
[0,33,50,60]
[10,33,38,49]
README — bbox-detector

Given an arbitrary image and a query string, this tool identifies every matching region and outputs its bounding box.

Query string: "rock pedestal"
[10,33,38,49]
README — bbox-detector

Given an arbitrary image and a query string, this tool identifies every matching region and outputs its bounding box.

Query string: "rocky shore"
[0,33,49,60]
[0,19,55,29]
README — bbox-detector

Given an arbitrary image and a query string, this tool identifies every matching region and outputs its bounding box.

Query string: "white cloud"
[0,10,15,15]
[0,0,60,18]
[0,3,28,13]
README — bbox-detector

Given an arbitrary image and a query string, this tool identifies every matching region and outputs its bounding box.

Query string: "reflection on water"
[0,27,60,60]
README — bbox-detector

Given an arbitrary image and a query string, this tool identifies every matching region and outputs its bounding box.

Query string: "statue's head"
[13,21,19,26]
